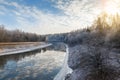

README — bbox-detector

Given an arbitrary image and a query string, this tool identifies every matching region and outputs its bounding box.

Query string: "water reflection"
[0,50,65,80]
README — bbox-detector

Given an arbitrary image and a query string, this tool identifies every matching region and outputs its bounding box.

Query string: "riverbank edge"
[54,45,72,80]
[0,43,52,56]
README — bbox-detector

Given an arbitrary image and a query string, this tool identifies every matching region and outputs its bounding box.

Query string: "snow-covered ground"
[0,43,52,56]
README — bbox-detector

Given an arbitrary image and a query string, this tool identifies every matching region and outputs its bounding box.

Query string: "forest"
[0,25,45,42]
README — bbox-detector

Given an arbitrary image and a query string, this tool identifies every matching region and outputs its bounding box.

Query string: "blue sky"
[0,0,118,34]
[0,0,64,31]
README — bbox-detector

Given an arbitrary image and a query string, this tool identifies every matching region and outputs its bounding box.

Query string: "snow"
[0,43,52,56]
[54,45,72,80]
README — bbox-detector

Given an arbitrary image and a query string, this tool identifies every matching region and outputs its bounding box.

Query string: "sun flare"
[105,5,119,15]
[103,0,120,15]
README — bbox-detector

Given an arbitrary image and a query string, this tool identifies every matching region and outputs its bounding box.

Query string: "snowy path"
[0,43,52,56]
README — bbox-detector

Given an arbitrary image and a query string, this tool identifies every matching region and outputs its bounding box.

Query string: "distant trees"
[0,26,10,42]
[46,33,67,43]
[0,25,45,42]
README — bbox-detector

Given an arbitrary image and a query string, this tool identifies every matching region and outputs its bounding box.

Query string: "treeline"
[0,25,45,42]
[46,12,120,47]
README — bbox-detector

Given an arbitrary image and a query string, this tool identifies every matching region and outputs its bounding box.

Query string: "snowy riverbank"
[54,45,72,80]
[65,45,120,80]
[0,43,52,56]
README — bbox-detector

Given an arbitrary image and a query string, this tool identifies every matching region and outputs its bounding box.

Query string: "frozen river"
[0,49,65,80]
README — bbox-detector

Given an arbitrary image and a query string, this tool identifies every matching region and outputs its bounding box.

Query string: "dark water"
[0,50,65,80]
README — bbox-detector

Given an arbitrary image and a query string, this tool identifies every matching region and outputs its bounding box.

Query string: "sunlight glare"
[104,0,120,15]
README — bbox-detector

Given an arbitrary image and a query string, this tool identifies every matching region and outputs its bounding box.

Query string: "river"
[0,49,65,80]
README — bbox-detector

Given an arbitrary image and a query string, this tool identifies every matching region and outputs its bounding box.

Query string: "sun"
[105,4,119,15]
[103,0,120,15]
[105,5,119,15]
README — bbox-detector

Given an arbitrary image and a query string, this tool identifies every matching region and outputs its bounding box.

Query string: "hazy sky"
[0,0,119,34]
